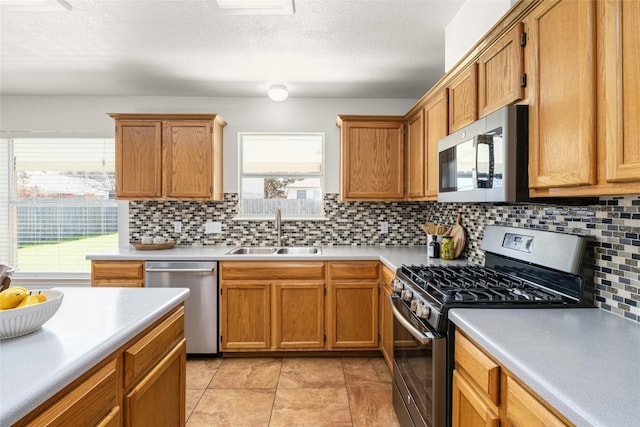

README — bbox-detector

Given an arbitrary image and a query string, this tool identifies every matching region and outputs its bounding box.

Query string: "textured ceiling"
[0,0,465,98]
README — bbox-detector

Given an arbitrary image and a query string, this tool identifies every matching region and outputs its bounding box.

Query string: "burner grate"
[401,264,563,304]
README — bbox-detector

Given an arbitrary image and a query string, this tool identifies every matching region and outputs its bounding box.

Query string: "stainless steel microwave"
[437,105,529,203]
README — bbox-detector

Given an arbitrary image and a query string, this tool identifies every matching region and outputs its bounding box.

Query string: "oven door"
[390,294,446,427]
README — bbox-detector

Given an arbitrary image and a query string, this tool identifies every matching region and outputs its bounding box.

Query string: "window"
[239,133,324,219]
[0,138,118,276]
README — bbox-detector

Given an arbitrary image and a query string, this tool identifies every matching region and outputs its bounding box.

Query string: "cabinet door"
[163,120,213,199]
[125,339,186,427]
[526,0,597,189]
[327,281,379,349]
[115,120,162,198]
[603,0,640,184]
[340,119,405,200]
[220,282,270,350]
[448,63,478,133]
[451,370,500,427]
[273,281,325,349]
[478,23,525,118]
[505,375,568,427]
[406,109,425,200]
[424,89,448,198]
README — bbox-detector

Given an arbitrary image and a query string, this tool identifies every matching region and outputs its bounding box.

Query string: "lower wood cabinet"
[219,260,380,352]
[453,328,573,427]
[327,261,379,350]
[17,305,186,427]
[91,260,145,287]
[21,358,121,427]
[220,282,271,350]
[219,261,325,352]
[274,281,325,349]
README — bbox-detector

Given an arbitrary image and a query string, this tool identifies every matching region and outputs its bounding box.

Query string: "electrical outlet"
[173,221,182,233]
[205,221,222,234]
[380,221,388,234]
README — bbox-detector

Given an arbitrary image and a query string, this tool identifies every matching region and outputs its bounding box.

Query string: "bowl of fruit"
[0,287,64,339]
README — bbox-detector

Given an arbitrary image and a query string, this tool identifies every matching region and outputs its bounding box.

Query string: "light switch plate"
[380,221,388,234]
[205,221,222,234]
[173,221,182,233]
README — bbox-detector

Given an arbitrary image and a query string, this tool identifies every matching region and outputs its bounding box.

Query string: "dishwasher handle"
[146,267,215,273]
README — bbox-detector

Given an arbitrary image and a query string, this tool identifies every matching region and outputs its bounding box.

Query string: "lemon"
[16,294,42,308]
[0,287,29,309]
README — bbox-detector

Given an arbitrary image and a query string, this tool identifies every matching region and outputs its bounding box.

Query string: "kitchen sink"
[276,247,322,255]
[226,247,277,255]
[226,246,322,255]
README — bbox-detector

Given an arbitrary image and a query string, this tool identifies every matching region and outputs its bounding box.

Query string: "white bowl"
[0,290,63,339]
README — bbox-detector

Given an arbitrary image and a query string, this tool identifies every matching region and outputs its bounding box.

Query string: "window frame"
[1,136,120,282]
[237,132,326,220]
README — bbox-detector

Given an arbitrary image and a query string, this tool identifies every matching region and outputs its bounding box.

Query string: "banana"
[34,292,47,303]
[0,287,29,309]
[16,294,42,308]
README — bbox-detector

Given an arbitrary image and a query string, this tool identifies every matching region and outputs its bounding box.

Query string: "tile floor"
[186,356,400,427]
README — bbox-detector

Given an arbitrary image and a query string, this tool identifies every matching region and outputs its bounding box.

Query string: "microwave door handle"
[472,136,479,189]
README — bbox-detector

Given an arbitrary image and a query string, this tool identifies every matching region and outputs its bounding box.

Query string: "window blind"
[1,138,118,275]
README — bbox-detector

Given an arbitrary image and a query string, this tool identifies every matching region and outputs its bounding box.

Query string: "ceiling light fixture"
[215,0,294,15]
[268,84,288,102]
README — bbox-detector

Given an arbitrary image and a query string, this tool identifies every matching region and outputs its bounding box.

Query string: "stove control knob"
[393,279,404,293]
[401,289,413,301]
[417,304,431,319]
[410,299,419,312]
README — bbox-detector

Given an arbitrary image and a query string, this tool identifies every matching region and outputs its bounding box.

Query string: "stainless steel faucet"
[275,206,282,246]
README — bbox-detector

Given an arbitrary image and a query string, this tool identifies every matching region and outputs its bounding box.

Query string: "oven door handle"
[389,295,434,345]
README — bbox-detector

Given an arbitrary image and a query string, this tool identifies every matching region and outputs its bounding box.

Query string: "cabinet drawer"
[381,264,394,290]
[24,358,119,427]
[329,261,379,280]
[92,261,145,280]
[455,330,500,405]
[220,261,325,281]
[124,307,185,388]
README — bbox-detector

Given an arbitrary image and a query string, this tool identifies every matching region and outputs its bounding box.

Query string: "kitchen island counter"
[0,286,190,426]
[87,245,467,271]
[450,308,640,427]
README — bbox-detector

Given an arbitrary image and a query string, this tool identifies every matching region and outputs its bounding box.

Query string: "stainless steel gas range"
[389,225,594,427]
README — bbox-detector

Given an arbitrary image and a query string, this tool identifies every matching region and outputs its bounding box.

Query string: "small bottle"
[441,236,455,260]
[428,235,440,258]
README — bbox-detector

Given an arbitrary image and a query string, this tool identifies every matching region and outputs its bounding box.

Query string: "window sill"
[233,216,329,222]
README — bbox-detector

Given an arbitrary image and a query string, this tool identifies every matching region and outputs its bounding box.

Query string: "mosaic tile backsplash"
[130,193,640,323]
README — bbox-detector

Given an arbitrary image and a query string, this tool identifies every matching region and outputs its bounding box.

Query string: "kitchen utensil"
[445,213,466,259]
[1,276,11,291]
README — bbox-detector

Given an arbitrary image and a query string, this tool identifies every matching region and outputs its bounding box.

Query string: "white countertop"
[449,308,640,427]
[86,245,467,271]
[0,287,190,426]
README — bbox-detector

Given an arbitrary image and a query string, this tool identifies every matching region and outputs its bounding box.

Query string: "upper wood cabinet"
[602,0,640,185]
[527,0,640,197]
[406,109,425,200]
[336,116,405,201]
[447,63,478,133]
[110,113,226,200]
[404,89,448,201]
[423,89,449,198]
[525,0,597,190]
[478,22,525,118]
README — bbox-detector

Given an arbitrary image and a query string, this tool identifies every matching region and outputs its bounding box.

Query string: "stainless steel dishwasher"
[145,261,218,355]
